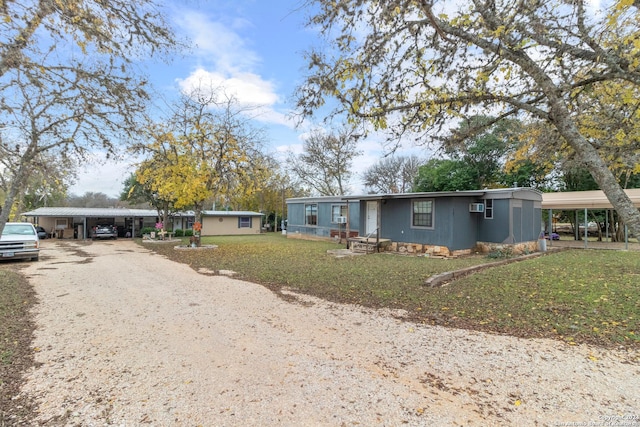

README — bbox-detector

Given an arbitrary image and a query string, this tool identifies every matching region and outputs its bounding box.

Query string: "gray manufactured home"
[287,188,542,256]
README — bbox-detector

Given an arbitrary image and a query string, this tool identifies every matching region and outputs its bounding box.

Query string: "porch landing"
[348,236,392,253]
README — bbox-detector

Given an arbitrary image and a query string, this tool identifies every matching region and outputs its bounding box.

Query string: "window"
[305,204,318,225]
[239,217,251,228]
[485,199,494,219]
[412,200,434,228]
[331,204,348,223]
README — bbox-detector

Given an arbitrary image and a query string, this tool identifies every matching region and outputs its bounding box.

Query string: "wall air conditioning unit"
[336,216,347,224]
[469,203,485,213]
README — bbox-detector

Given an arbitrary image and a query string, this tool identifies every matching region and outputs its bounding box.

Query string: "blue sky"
[69,0,607,198]
[70,0,404,198]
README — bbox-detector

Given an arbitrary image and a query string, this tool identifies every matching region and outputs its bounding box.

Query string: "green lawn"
[144,233,640,349]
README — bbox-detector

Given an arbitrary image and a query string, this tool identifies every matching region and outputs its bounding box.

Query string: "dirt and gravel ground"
[10,240,640,426]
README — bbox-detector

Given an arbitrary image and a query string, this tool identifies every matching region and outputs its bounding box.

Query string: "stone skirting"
[380,241,462,257]
[377,240,539,258]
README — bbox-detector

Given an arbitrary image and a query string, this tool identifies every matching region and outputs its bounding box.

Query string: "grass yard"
[0,266,37,423]
[146,233,640,349]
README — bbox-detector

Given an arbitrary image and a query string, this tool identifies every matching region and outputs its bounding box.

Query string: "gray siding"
[286,199,360,238]
[513,207,522,243]
[521,200,542,241]
[378,197,478,251]
[478,199,541,244]
[347,201,360,229]
[478,199,511,243]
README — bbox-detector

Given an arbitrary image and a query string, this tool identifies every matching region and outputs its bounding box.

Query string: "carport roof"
[22,207,159,218]
[541,189,640,210]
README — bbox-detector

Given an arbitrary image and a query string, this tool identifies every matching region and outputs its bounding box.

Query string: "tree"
[413,158,477,192]
[445,116,517,189]
[0,0,176,233]
[362,155,421,193]
[227,158,308,229]
[132,86,268,235]
[503,122,559,190]
[119,174,155,209]
[297,0,640,239]
[66,192,119,208]
[288,128,361,196]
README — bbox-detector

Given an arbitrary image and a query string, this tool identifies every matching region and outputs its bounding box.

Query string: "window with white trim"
[305,204,318,225]
[239,216,251,228]
[484,199,494,219]
[412,199,434,228]
[331,204,348,223]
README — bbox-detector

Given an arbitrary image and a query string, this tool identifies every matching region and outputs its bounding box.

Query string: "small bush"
[140,227,155,235]
[174,229,184,237]
[487,247,514,259]
[184,229,194,237]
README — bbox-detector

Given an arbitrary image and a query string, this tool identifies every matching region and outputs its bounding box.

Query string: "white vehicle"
[0,222,40,262]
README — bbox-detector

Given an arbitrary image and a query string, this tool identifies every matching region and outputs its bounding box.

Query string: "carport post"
[584,208,588,249]
[548,209,553,247]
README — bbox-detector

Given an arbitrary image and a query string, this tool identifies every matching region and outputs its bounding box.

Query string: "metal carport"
[541,189,640,248]
[21,207,159,239]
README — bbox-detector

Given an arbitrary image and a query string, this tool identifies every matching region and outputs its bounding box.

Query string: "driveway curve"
[19,240,639,426]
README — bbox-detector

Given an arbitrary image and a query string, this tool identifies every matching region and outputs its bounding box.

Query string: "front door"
[366,201,378,235]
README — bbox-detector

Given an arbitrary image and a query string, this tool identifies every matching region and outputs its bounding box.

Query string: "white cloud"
[177,11,259,74]
[174,10,290,127]
[178,68,279,106]
[70,161,134,198]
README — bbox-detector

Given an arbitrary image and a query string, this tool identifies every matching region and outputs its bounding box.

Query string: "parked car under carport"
[91,225,118,240]
[35,226,48,239]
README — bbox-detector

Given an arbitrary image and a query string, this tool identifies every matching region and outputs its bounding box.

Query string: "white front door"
[366,201,378,235]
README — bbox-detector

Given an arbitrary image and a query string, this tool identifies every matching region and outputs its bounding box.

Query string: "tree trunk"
[547,98,640,242]
[193,202,203,247]
[0,160,31,235]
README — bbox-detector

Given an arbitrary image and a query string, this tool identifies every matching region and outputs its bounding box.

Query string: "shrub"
[174,229,184,237]
[184,229,194,237]
[140,227,155,235]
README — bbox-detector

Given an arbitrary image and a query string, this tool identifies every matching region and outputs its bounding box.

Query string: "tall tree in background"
[119,174,155,209]
[362,155,421,194]
[444,116,515,189]
[0,0,176,233]
[503,122,559,189]
[413,159,477,192]
[297,0,640,239]
[132,86,267,231]
[288,128,361,196]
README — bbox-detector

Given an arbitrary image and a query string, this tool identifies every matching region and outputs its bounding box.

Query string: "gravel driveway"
[19,240,639,426]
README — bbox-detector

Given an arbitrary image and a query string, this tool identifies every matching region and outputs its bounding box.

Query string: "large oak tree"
[296,0,640,239]
[0,0,177,232]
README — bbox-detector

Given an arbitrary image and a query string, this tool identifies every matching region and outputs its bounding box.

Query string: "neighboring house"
[200,211,264,236]
[287,188,543,256]
[21,207,265,238]
[285,197,361,240]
